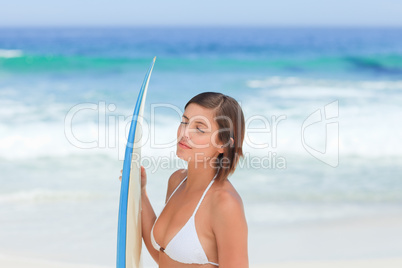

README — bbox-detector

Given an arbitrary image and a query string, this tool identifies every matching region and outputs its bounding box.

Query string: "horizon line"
[1,24,402,29]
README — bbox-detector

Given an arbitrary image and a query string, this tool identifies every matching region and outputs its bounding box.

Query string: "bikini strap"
[192,173,217,217]
[165,175,187,204]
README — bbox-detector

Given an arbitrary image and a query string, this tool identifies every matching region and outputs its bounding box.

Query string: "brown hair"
[185,92,245,182]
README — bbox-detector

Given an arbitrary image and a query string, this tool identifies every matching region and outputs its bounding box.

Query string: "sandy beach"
[0,254,109,268]
[253,258,402,268]
[2,254,402,268]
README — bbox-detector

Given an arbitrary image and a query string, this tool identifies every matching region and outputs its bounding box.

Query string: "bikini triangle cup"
[150,174,219,266]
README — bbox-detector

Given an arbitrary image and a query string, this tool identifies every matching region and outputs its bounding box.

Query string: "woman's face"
[176,103,224,164]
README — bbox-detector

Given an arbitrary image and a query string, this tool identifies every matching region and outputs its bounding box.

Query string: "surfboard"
[117,57,156,268]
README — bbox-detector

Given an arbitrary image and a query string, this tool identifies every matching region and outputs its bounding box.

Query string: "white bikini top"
[150,174,219,266]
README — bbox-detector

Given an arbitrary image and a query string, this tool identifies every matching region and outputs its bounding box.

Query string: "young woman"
[121,92,248,267]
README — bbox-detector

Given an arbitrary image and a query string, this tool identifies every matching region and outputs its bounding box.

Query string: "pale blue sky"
[1,0,401,27]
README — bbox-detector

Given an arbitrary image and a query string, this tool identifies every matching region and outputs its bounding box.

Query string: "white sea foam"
[0,49,23,58]
[0,189,101,203]
[247,76,402,91]
[244,76,402,159]
[1,77,401,160]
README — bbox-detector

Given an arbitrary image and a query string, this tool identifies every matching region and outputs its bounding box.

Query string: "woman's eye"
[197,127,205,133]
[180,121,204,133]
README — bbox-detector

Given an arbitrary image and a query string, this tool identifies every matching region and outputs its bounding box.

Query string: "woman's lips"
[178,141,192,149]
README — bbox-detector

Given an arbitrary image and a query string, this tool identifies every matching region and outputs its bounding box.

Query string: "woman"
[121,92,248,267]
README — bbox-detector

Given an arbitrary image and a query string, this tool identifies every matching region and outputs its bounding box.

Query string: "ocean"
[1,27,402,266]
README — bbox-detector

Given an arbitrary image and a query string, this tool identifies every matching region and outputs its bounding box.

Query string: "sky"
[0,0,401,27]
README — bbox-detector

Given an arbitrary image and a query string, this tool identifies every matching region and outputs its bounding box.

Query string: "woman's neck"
[184,160,217,192]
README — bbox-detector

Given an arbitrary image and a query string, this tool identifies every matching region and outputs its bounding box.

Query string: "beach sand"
[253,258,402,268]
[2,214,402,268]
[0,254,109,268]
[2,255,402,268]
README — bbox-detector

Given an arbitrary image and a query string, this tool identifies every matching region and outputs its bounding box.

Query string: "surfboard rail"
[117,57,156,268]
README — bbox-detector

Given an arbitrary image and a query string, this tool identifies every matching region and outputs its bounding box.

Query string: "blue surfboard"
[117,57,156,268]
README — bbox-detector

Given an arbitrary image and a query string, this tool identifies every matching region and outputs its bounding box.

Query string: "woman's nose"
[183,125,191,139]
[178,123,190,140]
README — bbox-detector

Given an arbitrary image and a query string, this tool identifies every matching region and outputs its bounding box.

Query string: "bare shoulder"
[210,180,245,220]
[168,168,187,188]
[165,169,187,202]
[210,180,248,266]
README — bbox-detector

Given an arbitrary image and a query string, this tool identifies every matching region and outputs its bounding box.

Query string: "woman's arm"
[212,189,249,268]
[141,187,159,263]
[139,168,188,264]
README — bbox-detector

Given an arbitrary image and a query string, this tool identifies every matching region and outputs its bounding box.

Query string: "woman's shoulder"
[210,180,248,266]
[210,180,245,219]
[165,169,187,200]
[168,168,187,186]
[209,180,248,238]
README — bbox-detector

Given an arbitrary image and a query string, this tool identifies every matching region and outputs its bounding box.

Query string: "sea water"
[1,27,402,266]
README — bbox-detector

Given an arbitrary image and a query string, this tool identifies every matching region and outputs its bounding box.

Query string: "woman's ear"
[218,137,234,152]
[218,144,225,154]
[229,137,234,147]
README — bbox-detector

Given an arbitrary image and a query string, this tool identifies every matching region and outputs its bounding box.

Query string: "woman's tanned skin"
[120,100,248,268]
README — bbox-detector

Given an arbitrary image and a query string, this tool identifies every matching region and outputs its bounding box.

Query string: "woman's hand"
[140,166,147,191]
[119,166,147,191]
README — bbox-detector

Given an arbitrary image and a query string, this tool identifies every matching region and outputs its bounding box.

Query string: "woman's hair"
[185,92,245,182]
